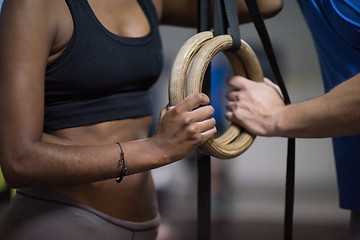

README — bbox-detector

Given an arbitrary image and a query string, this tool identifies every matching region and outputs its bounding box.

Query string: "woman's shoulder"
[0,0,65,29]
[0,0,70,46]
[1,0,58,16]
[0,0,71,68]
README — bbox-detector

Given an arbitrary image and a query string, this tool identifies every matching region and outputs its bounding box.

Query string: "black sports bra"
[43,0,163,131]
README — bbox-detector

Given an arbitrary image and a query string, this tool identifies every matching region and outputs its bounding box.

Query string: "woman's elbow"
[0,152,35,188]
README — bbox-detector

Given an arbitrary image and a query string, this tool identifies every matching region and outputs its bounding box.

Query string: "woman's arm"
[0,0,216,188]
[225,75,360,138]
[159,0,283,27]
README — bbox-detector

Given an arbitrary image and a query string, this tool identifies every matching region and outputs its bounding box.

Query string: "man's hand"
[225,76,285,136]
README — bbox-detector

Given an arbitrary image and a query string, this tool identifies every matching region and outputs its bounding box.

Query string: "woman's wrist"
[120,137,171,175]
[146,136,172,166]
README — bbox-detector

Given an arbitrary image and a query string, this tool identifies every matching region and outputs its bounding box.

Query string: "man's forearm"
[276,74,360,138]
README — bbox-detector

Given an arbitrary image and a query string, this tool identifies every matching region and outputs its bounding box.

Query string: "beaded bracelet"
[115,142,127,183]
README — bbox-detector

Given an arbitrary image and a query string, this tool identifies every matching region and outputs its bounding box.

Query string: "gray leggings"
[0,187,160,240]
[347,211,360,240]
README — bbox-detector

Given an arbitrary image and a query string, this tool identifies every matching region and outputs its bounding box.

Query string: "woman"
[0,0,282,239]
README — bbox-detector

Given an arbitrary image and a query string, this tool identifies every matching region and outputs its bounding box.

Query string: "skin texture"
[0,0,283,222]
[226,74,360,138]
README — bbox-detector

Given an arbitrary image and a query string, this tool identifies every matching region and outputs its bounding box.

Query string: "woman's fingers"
[191,104,215,121]
[175,93,210,112]
[201,126,217,140]
[196,117,217,135]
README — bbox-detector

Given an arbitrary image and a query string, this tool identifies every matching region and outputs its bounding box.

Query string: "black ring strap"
[196,1,296,240]
[244,1,296,239]
[214,0,241,51]
[196,1,212,240]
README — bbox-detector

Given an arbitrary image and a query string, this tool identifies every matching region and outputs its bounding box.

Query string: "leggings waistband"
[17,187,161,232]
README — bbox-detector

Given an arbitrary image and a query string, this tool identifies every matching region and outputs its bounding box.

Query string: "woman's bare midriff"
[42,116,158,222]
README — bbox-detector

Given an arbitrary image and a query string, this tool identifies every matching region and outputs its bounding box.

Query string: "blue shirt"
[297,0,360,211]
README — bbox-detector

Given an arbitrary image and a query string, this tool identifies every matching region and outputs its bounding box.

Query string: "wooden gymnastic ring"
[186,35,264,159]
[169,32,263,159]
[169,31,214,106]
